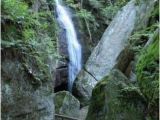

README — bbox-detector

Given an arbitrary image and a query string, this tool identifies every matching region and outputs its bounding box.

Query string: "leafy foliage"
[129,23,158,52]
[2,0,59,83]
[2,0,28,21]
[100,0,129,22]
[129,1,159,53]
[76,8,97,30]
[65,0,79,8]
[77,9,95,21]
[101,6,119,21]
[136,35,159,119]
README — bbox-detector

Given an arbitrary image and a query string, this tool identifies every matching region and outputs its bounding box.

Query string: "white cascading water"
[55,0,82,92]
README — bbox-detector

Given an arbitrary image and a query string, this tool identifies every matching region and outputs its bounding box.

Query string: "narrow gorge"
[1,0,159,120]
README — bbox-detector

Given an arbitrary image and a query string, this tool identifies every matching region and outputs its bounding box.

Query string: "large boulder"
[54,91,80,119]
[85,0,155,80]
[86,69,145,120]
[73,0,156,106]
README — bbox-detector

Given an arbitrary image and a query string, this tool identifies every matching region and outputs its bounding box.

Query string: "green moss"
[136,33,159,119]
[2,0,59,84]
[22,29,36,41]
[87,70,144,120]
[2,0,28,21]
[129,1,158,52]
[54,92,66,112]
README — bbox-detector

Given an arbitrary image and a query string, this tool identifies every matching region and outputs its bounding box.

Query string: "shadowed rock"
[54,91,80,118]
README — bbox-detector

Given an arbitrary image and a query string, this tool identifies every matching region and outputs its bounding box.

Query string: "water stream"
[55,0,82,92]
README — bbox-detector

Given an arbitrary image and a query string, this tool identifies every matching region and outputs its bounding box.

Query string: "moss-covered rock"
[54,91,80,118]
[1,0,58,119]
[1,48,55,120]
[86,69,145,120]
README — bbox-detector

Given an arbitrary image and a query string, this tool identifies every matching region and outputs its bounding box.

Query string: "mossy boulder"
[54,91,80,118]
[86,69,145,120]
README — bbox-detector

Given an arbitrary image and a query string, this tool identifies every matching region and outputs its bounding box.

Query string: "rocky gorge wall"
[2,0,58,119]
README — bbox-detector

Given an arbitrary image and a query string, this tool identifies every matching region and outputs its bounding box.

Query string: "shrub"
[2,0,28,21]
[136,34,159,119]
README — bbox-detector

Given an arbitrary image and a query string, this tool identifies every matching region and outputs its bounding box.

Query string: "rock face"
[86,69,145,120]
[73,0,156,106]
[1,49,56,120]
[85,0,136,81]
[55,66,68,91]
[55,27,69,90]
[54,91,80,118]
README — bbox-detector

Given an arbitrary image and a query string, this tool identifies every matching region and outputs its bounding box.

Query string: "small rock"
[73,69,97,106]
[54,91,80,118]
[79,106,89,120]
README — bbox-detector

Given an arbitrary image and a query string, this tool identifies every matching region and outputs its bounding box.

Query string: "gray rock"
[86,69,145,120]
[1,49,55,120]
[73,0,155,106]
[85,0,137,81]
[54,91,80,118]
[79,106,89,120]
[73,69,97,106]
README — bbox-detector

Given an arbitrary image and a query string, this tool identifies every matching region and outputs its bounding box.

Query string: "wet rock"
[54,91,80,118]
[55,37,69,90]
[58,29,69,57]
[55,67,68,89]
[73,69,97,106]
[86,69,145,120]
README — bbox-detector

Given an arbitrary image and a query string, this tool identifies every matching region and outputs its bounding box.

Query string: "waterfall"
[55,0,82,92]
